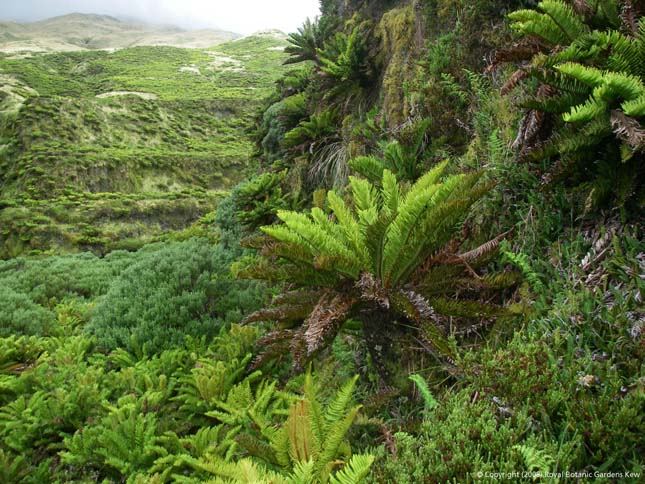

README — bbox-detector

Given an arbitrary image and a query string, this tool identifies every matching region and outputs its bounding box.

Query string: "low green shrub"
[88,237,265,354]
[0,287,55,337]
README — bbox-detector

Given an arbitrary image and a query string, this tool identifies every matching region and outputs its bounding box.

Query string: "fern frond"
[304,292,354,356]
[621,93,645,117]
[317,405,361,475]
[286,399,320,464]
[381,169,400,216]
[408,374,438,411]
[326,191,369,268]
[563,95,606,122]
[287,459,316,484]
[513,445,554,474]
[539,0,589,42]
[457,232,509,262]
[324,375,359,428]
[509,0,588,45]
[349,156,386,182]
[303,372,325,445]
[329,454,375,484]
[236,433,279,466]
[365,212,394,279]
[555,62,604,87]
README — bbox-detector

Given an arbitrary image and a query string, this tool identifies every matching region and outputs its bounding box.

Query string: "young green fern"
[176,372,373,484]
[500,240,544,291]
[513,444,554,475]
[408,374,438,411]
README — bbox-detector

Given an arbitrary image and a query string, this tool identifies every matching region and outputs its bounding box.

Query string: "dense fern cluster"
[0,321,373,483]
[494,0,645,209]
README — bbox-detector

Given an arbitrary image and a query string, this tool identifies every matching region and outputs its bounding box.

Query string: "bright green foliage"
[408,374,438,411]
[508,0,590,45]
[241,163,515,376]
[0,318,270,482]
[178,372,373,484]
[512,445,554,475]
[349,118,432,182]
[500,0,644,209]
[95,403,167,476]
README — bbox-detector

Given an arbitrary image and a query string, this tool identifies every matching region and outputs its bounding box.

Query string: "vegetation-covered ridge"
[0,1,643,483]
[0,13,240,52]
[0,33,289,257]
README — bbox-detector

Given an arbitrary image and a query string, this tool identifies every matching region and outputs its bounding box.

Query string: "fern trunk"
[360,308,407,389]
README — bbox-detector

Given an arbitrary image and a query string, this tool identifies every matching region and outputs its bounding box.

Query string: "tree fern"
[242,164,516,380]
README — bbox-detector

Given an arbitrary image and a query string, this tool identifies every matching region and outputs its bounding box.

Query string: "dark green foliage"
[258,92,309,161]
[88,237,265,354]
[284,16,338,65]
[231,171,294,229]
[88,239,225,353]
[0,287,55,337]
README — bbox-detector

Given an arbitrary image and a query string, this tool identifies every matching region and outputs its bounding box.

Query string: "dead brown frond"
[501,69,529,95]
[250,330,294,370]
[458,231,512,262]
[610,110,645,151]
[486,38,545,73]
[242,302,314,326]
[304,291,355,356]
[272,290,321,306]
[512,109,547,153]
[620,0,641,36]
[572,0,594,20]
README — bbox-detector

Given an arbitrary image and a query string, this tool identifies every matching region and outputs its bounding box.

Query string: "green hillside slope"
[0,13,240,52]
[0,34,288,257]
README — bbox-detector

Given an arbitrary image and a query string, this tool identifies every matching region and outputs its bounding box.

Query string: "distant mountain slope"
[0,33,289,257]
[0,13,241,52]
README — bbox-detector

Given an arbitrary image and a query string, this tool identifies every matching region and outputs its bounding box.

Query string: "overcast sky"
[1,0,321,35]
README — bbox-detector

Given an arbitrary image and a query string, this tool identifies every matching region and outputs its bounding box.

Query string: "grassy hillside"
[0,13,240,52]
[0,34,288,257]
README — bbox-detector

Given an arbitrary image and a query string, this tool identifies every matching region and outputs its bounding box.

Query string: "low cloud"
[1,0,320,34]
